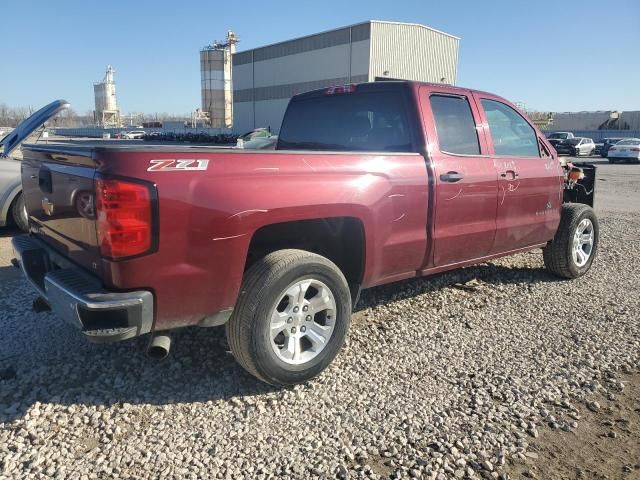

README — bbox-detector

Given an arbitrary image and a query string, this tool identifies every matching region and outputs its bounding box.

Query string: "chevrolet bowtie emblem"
[42,198,54,216]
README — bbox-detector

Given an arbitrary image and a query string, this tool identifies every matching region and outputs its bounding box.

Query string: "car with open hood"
[0,100,69,231]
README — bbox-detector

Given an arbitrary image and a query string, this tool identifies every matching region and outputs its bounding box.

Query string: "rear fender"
[0,183,21,226]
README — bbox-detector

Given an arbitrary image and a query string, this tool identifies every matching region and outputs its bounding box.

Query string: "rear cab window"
[429,95,481,155]
[277,85,414,152]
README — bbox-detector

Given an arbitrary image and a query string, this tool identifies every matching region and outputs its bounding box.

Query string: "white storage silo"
[93,65,120,128]
[200,31,237,129]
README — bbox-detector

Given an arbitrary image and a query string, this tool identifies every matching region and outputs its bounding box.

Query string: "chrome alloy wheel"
[573,218,594,267]
[269,279,336,365]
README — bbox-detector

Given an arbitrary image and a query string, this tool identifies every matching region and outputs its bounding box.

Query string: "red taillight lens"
[95,177,155,259]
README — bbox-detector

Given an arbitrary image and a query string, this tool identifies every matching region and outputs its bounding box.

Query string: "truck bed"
[19,142,429,333]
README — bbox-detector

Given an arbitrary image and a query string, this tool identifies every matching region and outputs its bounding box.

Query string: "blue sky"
[2,0,638,114]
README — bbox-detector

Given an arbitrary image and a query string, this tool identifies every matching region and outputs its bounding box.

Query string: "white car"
[122,130,146,139]
[574,137,596,156]
[554,137,595,157]
[607,138,640,164]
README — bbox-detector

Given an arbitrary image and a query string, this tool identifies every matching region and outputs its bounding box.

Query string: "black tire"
[10,193,29,232]
[226,249,352,386]
[543,204,599,279]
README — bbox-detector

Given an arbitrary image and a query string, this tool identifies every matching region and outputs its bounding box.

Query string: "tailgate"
[21,145,102,275]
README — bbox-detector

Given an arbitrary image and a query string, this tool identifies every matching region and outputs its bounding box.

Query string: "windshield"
[548,133,569,139]
[278,90,413,152]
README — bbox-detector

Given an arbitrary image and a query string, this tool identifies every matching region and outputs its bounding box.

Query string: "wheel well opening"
[246,217,365,293]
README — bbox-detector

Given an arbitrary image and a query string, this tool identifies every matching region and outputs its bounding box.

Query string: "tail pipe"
[146,335,171,360]
[32,296,51,313]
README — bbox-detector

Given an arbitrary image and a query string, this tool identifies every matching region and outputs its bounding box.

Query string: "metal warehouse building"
[232,20,459,133]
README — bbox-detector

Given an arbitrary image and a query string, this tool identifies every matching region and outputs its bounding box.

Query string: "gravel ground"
[1,159,639,479]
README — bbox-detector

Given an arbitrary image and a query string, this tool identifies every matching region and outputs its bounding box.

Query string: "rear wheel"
[226,249,352,386]
[543,204,598,279]
[11,193,28,232]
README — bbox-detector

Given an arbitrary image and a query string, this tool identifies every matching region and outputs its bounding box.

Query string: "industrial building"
[548,110,640,131]
[231,20,459,133]
[93,65,120,128]
[200,31,238,128]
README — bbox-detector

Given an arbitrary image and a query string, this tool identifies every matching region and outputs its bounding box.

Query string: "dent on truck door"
[419,87,498,267]
[474,95,562,253]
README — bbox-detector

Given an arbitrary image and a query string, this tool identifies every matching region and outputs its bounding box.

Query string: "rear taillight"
[95,177,156,260]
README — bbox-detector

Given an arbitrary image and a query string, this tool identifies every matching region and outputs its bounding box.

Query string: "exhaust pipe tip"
[147,335,171,360]
[32,296,51,313]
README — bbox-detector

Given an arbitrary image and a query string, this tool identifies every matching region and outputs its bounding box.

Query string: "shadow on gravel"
[0,255,561,422]
[356,258,563,312]
[0,325,279,422]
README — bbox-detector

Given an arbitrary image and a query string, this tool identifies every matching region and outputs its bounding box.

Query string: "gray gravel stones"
[1,207,639,479]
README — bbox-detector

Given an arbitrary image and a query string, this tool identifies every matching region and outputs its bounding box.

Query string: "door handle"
[440,171,464,183]
[500,170,519,179]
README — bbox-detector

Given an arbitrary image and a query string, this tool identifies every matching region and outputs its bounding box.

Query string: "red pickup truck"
[12,81,598,386]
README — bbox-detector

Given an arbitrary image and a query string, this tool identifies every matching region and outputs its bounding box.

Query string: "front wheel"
[11,193,29,232]
[543,204,599,279]
[226,249,352,386]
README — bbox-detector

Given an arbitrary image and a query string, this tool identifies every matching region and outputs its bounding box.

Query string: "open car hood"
[0,99,70,157]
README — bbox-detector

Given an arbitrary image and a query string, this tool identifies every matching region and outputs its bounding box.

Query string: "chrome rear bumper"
[11,234,153,343]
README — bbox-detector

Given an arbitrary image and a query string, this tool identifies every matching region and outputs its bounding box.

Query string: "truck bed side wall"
[96,150,429,331]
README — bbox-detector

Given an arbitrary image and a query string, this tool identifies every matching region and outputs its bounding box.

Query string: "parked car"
[236,135,278,150]
[546,131,574,147]
[0,157,27,231]
[607,138,640,163]
[238,127,272,142]
[12,82,598,386]
[122,130,146,139]
[0,100,69,232]
[555,137,595,156]
[598,137,625,157]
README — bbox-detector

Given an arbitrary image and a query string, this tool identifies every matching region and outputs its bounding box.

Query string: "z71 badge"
[147,159,209,172]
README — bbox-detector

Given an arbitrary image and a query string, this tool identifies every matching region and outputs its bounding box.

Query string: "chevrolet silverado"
[11,82,598,386]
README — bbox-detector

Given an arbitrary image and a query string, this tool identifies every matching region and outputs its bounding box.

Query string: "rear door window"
[278,90,412,152]
[481,99,540,157]
[429,95,480,155]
